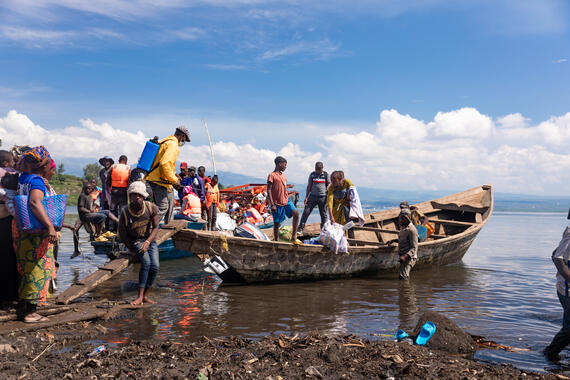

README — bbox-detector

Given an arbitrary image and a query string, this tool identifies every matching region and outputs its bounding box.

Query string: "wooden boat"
[91,220,206,260]
[172,185,493,283]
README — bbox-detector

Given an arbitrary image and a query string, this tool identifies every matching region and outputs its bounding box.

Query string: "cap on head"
[189,165,196,172]
[127,181,149,198]
[175,125,191,142]
[274,156,287,165]
[183,185,193,195]
[180,162,188,169]
[399,201,409,209]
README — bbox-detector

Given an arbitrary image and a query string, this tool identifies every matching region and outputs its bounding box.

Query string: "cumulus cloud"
[3,108,570,195]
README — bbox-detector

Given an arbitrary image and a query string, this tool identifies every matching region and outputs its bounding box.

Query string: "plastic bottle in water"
[86,345,106,357]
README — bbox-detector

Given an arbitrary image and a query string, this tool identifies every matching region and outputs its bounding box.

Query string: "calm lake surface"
[55,211,568,373]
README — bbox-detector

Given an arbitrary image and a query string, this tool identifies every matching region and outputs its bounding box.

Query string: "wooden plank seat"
[428,218,477,227]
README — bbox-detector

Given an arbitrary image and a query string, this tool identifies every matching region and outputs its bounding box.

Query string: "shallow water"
[54,211,568,372]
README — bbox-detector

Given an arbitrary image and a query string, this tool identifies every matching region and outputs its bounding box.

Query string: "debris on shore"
[0,323,559,379]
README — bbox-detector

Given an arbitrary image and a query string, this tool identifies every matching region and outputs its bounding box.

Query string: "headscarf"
[49,158,56,171]
[183,185,194,195]
[17,146,51,171]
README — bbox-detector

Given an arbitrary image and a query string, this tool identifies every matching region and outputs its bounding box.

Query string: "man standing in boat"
[545,223,570,361]
[298,161,329,234]
[145,126,190,224]
[267,156,300,243]
[118,182,160,305]
[397,208,418,280]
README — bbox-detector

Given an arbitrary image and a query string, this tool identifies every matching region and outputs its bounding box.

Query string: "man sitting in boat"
[118,182,160,305]
[267,156,300,243]
[326,170,364,226]
[77,181,119,239]
[397,208,418,280]
[175,185,202,222]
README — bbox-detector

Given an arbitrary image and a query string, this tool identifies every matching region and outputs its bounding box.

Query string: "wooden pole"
[203,118,216,175]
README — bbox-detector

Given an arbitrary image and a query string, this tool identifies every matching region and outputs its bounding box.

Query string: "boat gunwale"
[174,184,493,253]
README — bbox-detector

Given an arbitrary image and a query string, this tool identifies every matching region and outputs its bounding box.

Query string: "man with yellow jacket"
[145,126,190,224]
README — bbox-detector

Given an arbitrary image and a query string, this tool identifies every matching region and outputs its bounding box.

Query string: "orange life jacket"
[246,207,263,224]
[111,163,130,189]
[90,189,101,212]
[205,183,219,207]
[182,193,202,215]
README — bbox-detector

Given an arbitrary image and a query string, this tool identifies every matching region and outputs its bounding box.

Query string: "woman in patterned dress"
[12,146,58,323]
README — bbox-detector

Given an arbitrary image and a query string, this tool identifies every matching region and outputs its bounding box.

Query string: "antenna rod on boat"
[202,117,217,175]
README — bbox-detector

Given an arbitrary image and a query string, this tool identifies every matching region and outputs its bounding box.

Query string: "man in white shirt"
[545,224,570,361]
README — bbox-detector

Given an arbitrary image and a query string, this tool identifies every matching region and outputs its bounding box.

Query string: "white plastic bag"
[317,221,348,254]
[215,212,237,231]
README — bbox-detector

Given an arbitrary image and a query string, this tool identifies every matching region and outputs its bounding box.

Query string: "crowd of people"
[0,124,431,320]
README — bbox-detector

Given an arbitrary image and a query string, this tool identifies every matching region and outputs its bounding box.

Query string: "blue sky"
[1,1,569,194]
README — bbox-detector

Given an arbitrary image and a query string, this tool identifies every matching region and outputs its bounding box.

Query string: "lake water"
[54,211,569,373]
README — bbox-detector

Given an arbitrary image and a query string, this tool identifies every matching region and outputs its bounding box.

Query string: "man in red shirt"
[267,156,299,243]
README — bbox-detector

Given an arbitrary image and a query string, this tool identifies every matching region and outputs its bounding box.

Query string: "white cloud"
[4,108,570,195]
[552,58,568,64]
[260,39,340,61]
[431,107,494,139]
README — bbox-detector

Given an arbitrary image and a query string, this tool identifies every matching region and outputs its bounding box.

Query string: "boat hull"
[172,184,493,283]
[173,226,480,283]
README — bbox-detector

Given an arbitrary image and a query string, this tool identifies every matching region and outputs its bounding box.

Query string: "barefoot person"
[118,182,160,305]
[267,156,299,242]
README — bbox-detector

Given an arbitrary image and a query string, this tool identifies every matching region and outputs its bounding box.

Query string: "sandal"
[24,313,49,323]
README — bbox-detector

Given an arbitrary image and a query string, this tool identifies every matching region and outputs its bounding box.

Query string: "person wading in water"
[118,182,160,305]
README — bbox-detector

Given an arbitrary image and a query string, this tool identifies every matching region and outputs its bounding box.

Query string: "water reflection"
[53,212,570,373]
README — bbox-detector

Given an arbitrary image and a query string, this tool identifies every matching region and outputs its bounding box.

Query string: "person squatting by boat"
[118,182,160,305]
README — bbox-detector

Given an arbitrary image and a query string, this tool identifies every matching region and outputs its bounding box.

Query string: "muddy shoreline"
[0,320,560,380]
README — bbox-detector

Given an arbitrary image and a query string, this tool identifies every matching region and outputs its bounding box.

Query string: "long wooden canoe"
[172,185,493,283]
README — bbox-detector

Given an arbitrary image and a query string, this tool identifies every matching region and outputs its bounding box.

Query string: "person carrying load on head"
[267,156,300,243]
[145,126,190,224]
[118,182,160,306]
[98,156,114,210]
[175,185,202,222]
[205,175,220,230]
[106,155,130,230]
[327,170,364,226]
[298,161,329,234]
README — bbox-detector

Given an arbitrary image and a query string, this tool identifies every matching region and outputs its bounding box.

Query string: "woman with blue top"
[12,146,59,323]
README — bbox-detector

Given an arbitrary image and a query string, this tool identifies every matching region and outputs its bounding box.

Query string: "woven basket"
[14,194,68,233]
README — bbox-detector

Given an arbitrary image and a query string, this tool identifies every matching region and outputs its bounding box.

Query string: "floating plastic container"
[137,139,160,172]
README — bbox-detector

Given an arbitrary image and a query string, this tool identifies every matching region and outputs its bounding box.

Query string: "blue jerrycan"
[137,137,160,172]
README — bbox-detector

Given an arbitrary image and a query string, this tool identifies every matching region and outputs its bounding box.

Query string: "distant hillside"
[50,174,84,206]
[55,161,570,212]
